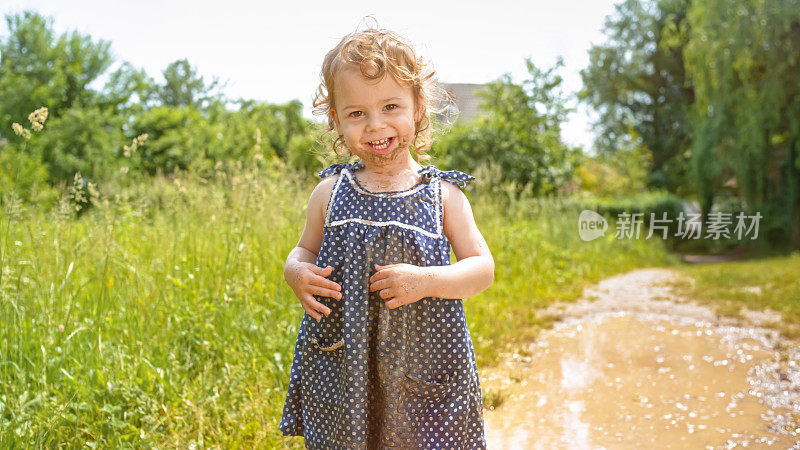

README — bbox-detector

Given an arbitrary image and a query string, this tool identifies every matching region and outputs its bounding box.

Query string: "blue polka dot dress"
[280,160,487,449]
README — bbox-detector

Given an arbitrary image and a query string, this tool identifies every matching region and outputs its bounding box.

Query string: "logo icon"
[578,210,608,242]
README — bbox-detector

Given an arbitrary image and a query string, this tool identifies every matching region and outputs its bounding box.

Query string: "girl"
[280,27,494,449]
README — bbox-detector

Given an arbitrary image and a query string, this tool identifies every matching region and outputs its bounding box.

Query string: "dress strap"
[418,165,476,189]
[316,161,364,179]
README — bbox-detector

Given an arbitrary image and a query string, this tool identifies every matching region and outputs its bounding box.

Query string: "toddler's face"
[332,65,422,166]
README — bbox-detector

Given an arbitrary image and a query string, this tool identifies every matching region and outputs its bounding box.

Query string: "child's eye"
[349,111,363,118]
[385,104,398,111]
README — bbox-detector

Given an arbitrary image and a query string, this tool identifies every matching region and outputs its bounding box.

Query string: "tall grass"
[1,160,308,447]
[0,160,675,447]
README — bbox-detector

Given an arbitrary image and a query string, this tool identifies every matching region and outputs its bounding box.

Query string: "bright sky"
[2,0,621,153]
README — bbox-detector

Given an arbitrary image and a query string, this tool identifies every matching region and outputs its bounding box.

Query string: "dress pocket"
[301,333,345,405]
[308,293,344,350]
[402,371,469,448]
[402,372,455,405]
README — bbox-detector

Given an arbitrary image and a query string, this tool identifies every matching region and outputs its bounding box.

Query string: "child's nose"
[366,115,386,131]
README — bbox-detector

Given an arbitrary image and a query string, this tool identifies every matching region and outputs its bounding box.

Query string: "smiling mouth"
[367,137,394,151]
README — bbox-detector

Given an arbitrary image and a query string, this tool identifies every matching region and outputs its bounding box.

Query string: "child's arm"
[433,181,494,298]
[369,182,494,307]
[284,177,343,321]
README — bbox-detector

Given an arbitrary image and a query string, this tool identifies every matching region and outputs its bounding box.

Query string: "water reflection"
[483,312,800,449]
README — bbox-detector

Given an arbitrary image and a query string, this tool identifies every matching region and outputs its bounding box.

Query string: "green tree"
[0,11,62,137]
[53,29,114,111]
[0,9,320,192]
[35,105,127,181]
[0,10,113,130]
[0,10,118,185]
[157,58,226,111]
[575,133,653,198]
[580,0,694,193]
[684,0,800,245]
[435,57,579,197]
[231,99,307,159]
[129,106,218,176]
[96,61,160,117]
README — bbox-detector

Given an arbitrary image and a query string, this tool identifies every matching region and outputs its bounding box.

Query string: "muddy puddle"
[481,269,800,449]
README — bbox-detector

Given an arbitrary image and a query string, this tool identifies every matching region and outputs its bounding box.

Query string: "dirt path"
[481,268,800,449]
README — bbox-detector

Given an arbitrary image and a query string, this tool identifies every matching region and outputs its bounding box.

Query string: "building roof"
[436,83,488,124]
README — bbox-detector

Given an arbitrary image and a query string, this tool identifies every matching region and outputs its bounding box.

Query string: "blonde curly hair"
[312,27,451,163]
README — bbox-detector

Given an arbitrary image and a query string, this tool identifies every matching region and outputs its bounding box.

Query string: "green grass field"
[0,161,678,447]
[668,252,800,340]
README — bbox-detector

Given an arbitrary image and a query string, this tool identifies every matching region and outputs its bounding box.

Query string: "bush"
[0,141,58,209]
[569,190,686,249]
[35,104,127,183]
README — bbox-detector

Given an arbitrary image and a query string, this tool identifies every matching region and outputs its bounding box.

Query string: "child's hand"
[369,263,428,309]
[286,263,342,322]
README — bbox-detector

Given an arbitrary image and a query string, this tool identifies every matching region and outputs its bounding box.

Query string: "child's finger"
[300,303,322,321]
[369,277,388,292]
[303,295,331,318]
[369,266,390,284]
[309,264,334,276]
[384,297,398,309]
[312,274,342,292]
[313,285,343,300]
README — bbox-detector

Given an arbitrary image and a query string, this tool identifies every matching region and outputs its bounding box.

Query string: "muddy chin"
[481,269,800,449]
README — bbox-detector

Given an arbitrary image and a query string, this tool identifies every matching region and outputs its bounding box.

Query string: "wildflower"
[87,182,100,202]
[58,324,65,333]
[12,122,32,140]
[70,172,87,211]
[11,107,47,138]
[123,133,148,157]
[202,340,210,350]
[28,107,48,128]
[120,166,129,174]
